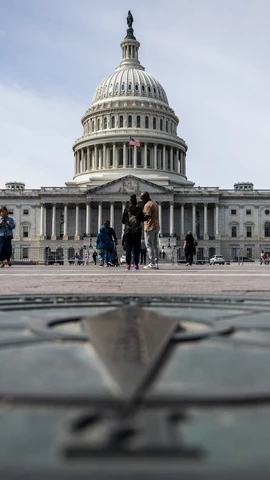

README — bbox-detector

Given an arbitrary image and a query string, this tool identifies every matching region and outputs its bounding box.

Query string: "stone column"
[51,204,56,240]
[63,204,68,240]
[86,202,91,235]
[123,143,127,168]
[75,204,80,240]
[44,206,47,237]
[122,201,126,213]
[144,143,147,168]
[158,202,162,235]
[192,204,196,236]
[74,153,77,176]
[134,145,137,168]
[113,144,117,169]
[98,202,102,230]
[110,202,115,228]
[94,145,97,170]
[163,145,166,170]
[87,147,90,171]
[40,204,44,238]
[204,203,209,239]
[215,204,219,237]
[169,202,174,236]
[154,144,157,170]
[180,203,185,238]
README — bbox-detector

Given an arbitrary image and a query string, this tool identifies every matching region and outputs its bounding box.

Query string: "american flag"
[129,136,140,147]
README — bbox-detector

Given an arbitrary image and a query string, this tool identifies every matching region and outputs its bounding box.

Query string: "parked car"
[233,257,255,262]
[120,254,126,265]
[210,255,225,265]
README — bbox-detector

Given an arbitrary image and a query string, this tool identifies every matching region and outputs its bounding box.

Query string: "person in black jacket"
[122,194,144,270]
[183,231,197,266]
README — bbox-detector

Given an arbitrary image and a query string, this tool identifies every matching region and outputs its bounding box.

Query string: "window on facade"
[145,116,149,128]
[231,226,237,237]
[92,120,94,131]
[97,118,100,130]
[23,209,29,215]
[137,148,142,167]
[23,225,29,238]
[166,120,168,132]
[147,149,151,168]
[153,117,156,130]
[246,226,252,237]
[111,116,115,128]
[22,247,29,259]
[135,84,138,91]
[128,115,132,128]
[265,222,270,237]
[121,83,125,91]
[118,148,123,166]
[246,209,251,215]
[104,117,107,129]
[231,209,236,215]
[136,116,141,128]
[128,83,132,91]
[119,115,123,128]
[265,209,270,215]
[109,149,113,167]
[8,210,13,215]
[160,119,163,131]
[142,85,145,92]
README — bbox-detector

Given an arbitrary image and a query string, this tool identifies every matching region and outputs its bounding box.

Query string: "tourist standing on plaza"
[122,194,144,270]
[104,220,118,266]
[183,231,197,266]
[0,206,15,268]
[140,191,160,270]
[96,225,113,267]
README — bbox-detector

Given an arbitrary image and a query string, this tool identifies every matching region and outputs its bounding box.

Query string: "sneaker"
[186,263,189,266]
[143,264,154,270]
[99,263,104,267]
[7,260,11,267]
[155,264,159,270]
[0,262,4,268]
[134,264,139,270]
[125,265,131,270]
[104,264,109,267]
[108,262,114,267]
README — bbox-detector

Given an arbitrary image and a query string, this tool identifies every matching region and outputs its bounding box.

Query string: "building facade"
[2,17,270,263]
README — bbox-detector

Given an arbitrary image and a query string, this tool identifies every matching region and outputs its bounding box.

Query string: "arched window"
[142,85,145,92]
[128,115,132,127]
[136,116,141,128]
[265,222,270,237]
[137,148,142,167]
[160,119,163,131]
[121,83,125,91]
[165,120,168,132]
[97,119,100,130]
[118,148,123,166]
[92,120,95,132]
[119,115,123,128]
[128,83,132,91]
[145,116,149,128]
[153,117,156,130]
[111,116,115,128]
[104,117,107,129]
[167,149,170,170]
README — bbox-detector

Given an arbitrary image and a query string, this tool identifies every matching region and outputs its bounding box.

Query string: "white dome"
[92,68,169,106]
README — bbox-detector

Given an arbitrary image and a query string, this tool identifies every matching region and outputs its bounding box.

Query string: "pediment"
[87,175,173,195]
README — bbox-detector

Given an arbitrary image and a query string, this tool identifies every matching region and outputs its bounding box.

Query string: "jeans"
[125,233,141,266]
[0,236,12,262]
[97,248,107,265]
[144,230,159,265]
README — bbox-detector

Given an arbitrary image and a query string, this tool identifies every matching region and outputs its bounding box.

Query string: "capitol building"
[2,14,270,263]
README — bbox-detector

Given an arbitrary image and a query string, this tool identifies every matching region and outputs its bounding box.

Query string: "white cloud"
[0,82,84,188]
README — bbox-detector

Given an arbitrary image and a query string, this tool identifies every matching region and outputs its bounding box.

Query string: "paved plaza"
[1,262,270,296]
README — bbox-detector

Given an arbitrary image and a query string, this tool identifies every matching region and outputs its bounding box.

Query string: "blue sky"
[0,0,270,189]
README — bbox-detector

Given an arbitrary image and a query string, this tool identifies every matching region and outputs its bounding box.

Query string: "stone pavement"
[1,262,270,295]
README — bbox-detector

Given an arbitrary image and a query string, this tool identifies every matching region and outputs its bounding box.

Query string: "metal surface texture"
[1,294,270,479]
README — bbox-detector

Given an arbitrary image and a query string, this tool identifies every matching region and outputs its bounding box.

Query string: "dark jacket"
[122,205,144,235]
[96,226,114,250]
[0,216,15,237]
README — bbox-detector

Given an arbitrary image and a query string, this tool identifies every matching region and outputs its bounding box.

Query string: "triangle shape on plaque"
[82,307,177,399]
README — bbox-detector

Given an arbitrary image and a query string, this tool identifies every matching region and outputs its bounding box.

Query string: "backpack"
[126,212,142,234]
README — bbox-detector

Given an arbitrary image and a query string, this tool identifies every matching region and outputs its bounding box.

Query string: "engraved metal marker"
[83,306,177,399]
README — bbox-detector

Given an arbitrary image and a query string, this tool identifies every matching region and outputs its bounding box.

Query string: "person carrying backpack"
[121,194,144,270]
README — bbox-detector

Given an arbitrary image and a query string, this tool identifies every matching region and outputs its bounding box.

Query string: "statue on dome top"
[127,10,133,28]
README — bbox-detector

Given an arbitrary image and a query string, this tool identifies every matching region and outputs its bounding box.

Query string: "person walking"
[104,220,118,266]
[92,250,97,265]
[183,231,197,266]
[96,225,113,267]
[0,206,15,268]
[140,191,160,270]
[122,194,144,270]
